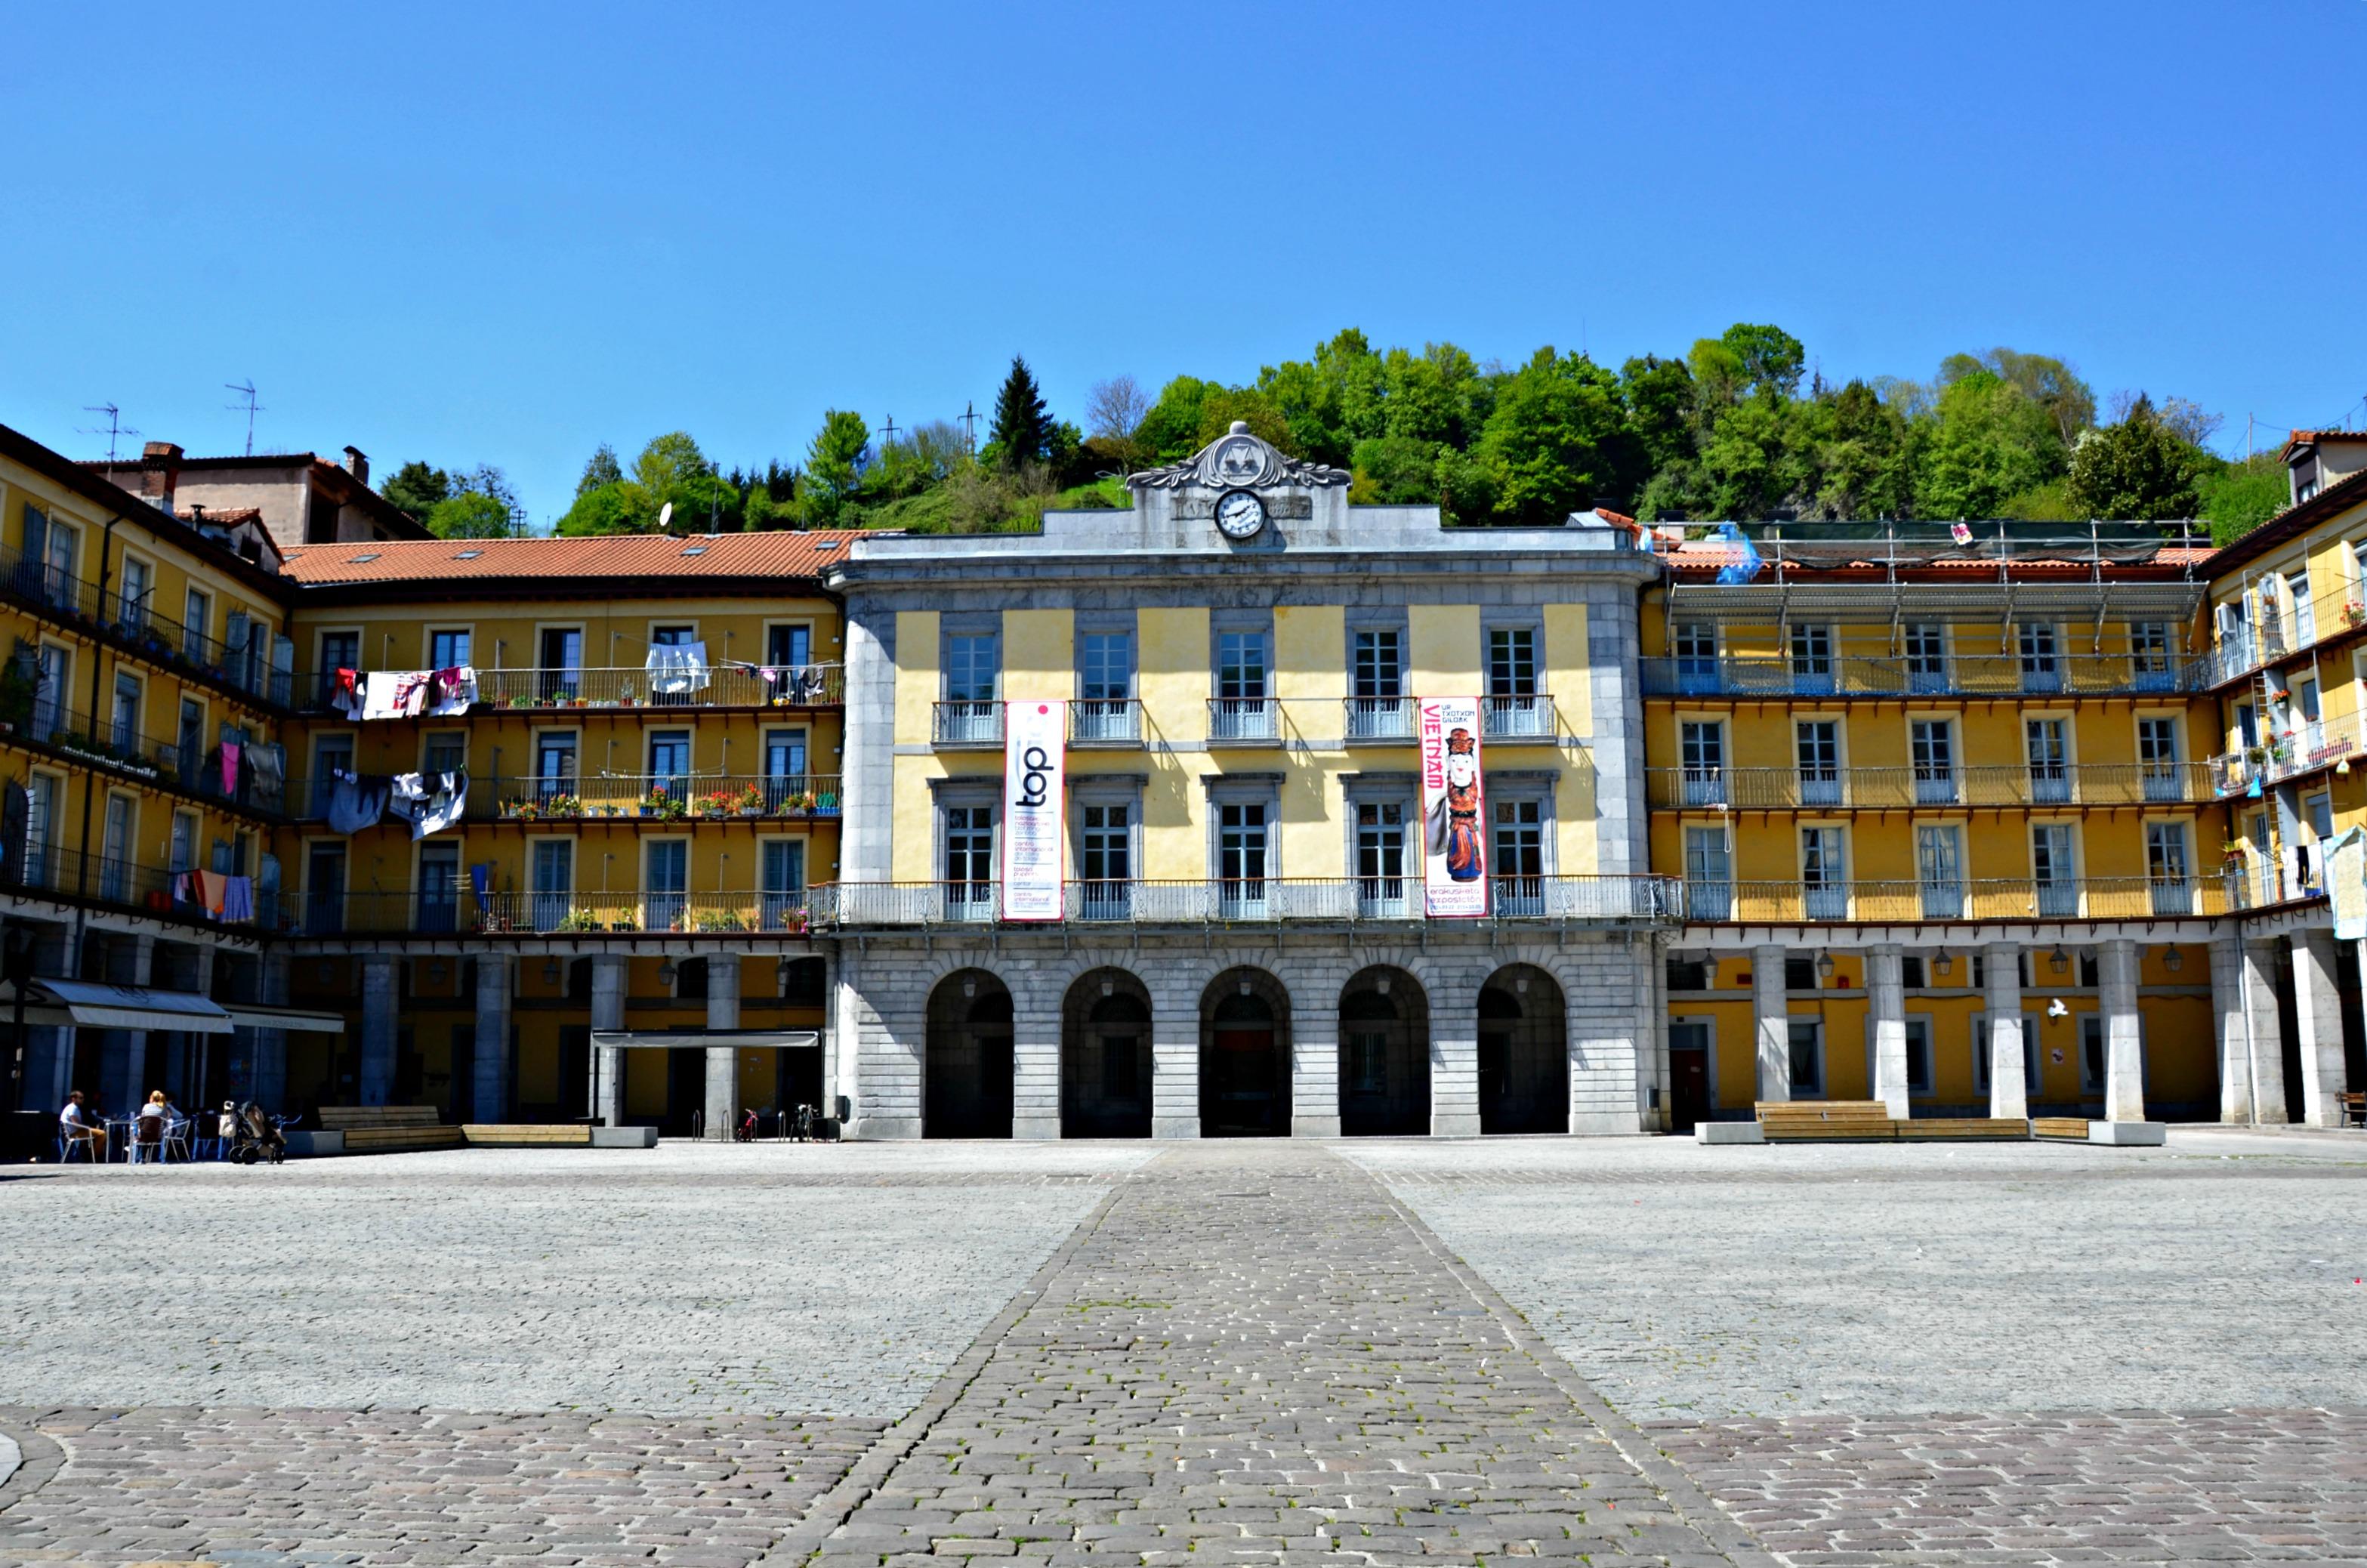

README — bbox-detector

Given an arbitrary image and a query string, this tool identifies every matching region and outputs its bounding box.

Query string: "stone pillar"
[1426,965,1477,1139]
[2291,929,2349,1128]
[1011,981,1061,1140]
[248,949,290,1113]
[472,953,511,1124]
[705,956,740,1141]
[358,956,397,1106]
[1150,980,1199,1140]
[2209,937,2251,1123]
[1751,943,1788,1103]
[101,935,156,1121]
[2242,938,2289,1125]
[1983,940,2028,1119]
[1867,943,1909,1118]
[2097,938,2145,1125]
[1645,938,1671,1132]
[591,955,627,1126]
[1294,981,1344,1139]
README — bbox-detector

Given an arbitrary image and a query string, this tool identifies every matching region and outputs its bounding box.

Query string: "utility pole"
[224,380,264,455]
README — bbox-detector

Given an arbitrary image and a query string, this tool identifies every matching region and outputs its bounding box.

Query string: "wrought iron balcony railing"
[289,884,810,937]
[1673,875,2235,924]
[1641,653,2188,699]
[1647,762,2214,810]
[807,875,1679,928]
[1481,693,1554,739]
[0,542,292,708]
[294,662,844,713]
[1208,698,1279,743]
[1069,699,1140,744]
[2,701,289,814]
[2205,718,2363,798]
[283,773,842,824]
[932,701,1003,746]
[0,842,276,929]
[1344,696,1414,742]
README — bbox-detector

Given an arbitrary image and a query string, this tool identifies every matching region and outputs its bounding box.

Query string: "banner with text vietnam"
[1001,700,1066,921]
[1418,695,1487,918]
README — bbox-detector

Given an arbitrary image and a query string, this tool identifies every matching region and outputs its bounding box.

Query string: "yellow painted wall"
[1001,610,1072,703]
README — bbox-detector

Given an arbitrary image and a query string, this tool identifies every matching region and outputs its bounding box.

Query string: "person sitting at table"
[59,1091,106,1158]
[134,1091,168,1162]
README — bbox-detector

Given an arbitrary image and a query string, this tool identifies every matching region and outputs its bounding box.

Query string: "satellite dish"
[658,501,674,530]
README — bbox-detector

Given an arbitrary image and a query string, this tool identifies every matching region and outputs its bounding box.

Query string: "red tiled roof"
[279,530,860,586]
[1659,538,2214,575]
[187,507,264,526]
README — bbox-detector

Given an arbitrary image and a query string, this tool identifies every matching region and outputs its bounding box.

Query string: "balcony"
[1344,696,1414,742]
[1671,875,2235,925]
[1640,653,2189,699]
[2188,608,2367,693]
[2207,718,2362,798]
[933,701,1003,747]
[1069,699,1141,745]
[0,542,292,709]
[1,842,274,931]
[298,885,813,937]
[285,773,842,825]
[809,875,1679,928]
[1646,762,2215,810]
[298,662,845,714]
[1208,698,1279,744]
[1482,693,1553,739]
[2,699,290,816]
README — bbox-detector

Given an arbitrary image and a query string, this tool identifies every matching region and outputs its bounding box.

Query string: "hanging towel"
[220,740,241,795]
[327,776,390,835]
[332,668,364,719]
[221,876,254,924]
[644,642,711,696]
[426,665,478,716]
[412,770,468,839]
[201,873,227,919]
[390,772,428,801]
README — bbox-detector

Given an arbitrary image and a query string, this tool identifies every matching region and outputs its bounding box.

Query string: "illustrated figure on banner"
[1428,727,1485,882]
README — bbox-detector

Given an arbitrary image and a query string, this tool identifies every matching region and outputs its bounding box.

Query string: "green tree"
[2065,394,2208,520]
[1464,348,1634,526]
[633,432,709,499]
[1714,323,1807,400]
[1918,370,2065,520]
[1349,435,1443,504]
[554,481,651,536]
[2199,452,2290,545]
[380,461,450,520]
[424,491,517,539]
[1938,349,2094,448]
[801,409,871,525]
[988,357,1052,473]
[576,443,622,497]
[742,483,778,531]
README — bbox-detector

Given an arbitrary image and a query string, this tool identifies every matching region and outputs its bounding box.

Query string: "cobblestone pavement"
[0,1143,1153,1418]
[801,1143,1756,1568]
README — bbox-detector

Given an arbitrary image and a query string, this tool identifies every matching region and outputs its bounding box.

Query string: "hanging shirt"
[221,876,255,924]
[427,666,479,716]
[219,740,241,795]
[412,770,468,839]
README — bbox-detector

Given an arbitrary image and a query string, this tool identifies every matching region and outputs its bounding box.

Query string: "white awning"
[0,980,236,1035]
[223,1003,347,1035]
[591,1029,821,1051]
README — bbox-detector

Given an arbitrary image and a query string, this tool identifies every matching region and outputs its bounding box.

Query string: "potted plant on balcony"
[696,789,736,819]
[637,789,667,818]
[545,793,582,818]
[2345,601,2367,630]
[694,907,749,933]
[608,912,639,932]
[556,907,603,933]
[734,783,764,817]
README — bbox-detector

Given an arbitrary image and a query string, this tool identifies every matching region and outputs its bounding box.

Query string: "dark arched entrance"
[925,969,1013,1137]
[1338,966,1430,1136]
[1062,968,1153,1137]
[1199,968,1290,1136]
[1479,964,1566,1134]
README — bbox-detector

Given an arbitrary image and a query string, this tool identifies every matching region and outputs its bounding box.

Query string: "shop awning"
[0,979,236,1035]
[223,1003,347,1035]
[591,1029,821,1051]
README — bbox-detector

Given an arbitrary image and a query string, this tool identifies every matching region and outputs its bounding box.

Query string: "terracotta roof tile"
[279,530,860,586]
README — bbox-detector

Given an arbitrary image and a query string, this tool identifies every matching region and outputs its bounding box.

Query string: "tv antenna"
[224,379,264,455]
[79,403,139,462]
[959,401,979,454]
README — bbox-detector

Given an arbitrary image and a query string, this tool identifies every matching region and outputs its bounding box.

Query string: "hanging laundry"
[426,665,478,716]
[390,773,429,801]
[332,668,365,719]
[644,641,711,696]
[327,775,391,835]
[245,743,286,813]
[201,873,227,920]
[220,740,241,795]
[410,770,467,839]
[221,876,255,924]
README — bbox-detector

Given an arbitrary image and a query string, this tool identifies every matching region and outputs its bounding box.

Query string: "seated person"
[58,1091,106,1156]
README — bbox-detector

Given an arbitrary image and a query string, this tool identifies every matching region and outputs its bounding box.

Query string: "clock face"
[1214,489,1266,540]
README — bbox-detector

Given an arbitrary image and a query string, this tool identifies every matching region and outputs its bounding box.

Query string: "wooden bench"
[2032,1116,2092,1141]
[1756,1100,1896,1140]
[316,1106,468,1154]
[1896,1117,2030,1141]
[463,1124,591,1147]
[2341,1093,2366,1129]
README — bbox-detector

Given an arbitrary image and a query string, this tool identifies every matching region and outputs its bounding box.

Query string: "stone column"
[2291,929,2349,1128]
[249,949,290,1113]
[1983,940,2028,1119]
[2209,937,2251,1123]
[2097,937,2145,1124]
[1867,943,1909,1118]
[591,954,627,1126]
[1012,983,1061,1140]
[705,956,740,1141]
[1150,980,1199,1140]
[1427,965,1478,1139]
[1294,989,1344,1139]
[2242,938,2289,1125]
[357,956,397,1106]
[472,953,511,1124]
[1751,943,1788,1103]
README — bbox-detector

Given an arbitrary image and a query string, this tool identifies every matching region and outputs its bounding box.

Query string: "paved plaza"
[0,1130,2362,1565]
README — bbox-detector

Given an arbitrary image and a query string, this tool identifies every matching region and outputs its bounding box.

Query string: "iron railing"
[2,701,289,813]
[1,841,273,928]
[2206,718,2364,797]
[1069,699,1140,744]
[1208,698,1279,742]
[1673,875,2235,924]
[292,884,810,937]
[1641,654,2189,699]
[933,701,1002,745]
[282,773,842,824]
[296,662,844,712]
[0,541,291,708]
[808,875,1679,927]
[1482,693,1554,739]
[1646,762,2215,810]
[1344,696,1415,742]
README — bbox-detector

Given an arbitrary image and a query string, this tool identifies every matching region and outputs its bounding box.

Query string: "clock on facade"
[1214,488,1267,540]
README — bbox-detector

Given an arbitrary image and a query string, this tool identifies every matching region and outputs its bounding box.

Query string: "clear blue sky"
[4,1,2360,526]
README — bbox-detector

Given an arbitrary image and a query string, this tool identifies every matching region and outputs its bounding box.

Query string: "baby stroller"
[225,1100,287,1165]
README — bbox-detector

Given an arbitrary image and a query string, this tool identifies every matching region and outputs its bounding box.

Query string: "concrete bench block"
[590,1126,660,1149]
[282,1131,346,1158]
[1695,1122,1766,1145]
[2088,1121,2166,1146]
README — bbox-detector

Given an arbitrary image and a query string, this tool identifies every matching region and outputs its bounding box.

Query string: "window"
[1899,1018,1934,1096]
[1217,801,1268,912]
[647,731,690,801]
[424,731,467,778]
[1788,624,1833,691]
[1787,1018,1825,1097]
[1494,798,1545,914]
[305,841,347,935]
[110,670,142,753]
[1079,803,1131,918]
[946,633,999,702]
[944,804,994,917]
[534,733,579,803]
[644,840,687,930]
[184,587,212,651]
[1683,825,1731,920]
[1214,630,1272,740]
[32,644,66,741]
[1488,626,1538,696]
[41,517,77,605]
[100,794,132,902]
[763,728,808,806]
[767,623,812,670]
[1673,623,1718,691]
[2288,569,2315,644]
[1903,623,1948,691]
[116,555,150,630]
[24,773,56,887]
[1354,801,1406,914]
[177,697,205,784]
[539,628,583,700]
[1078,631,1136,742]
[168,810,197,875]
[1801,826,1847,918]
[1795,720,1841,806]
[2017,622,2061,691]
[2032,824,2076,917]
[2130,622,2173,688]
[1680,721,1725,805]
[417,842,459,933]
[529,839,573,931]
[1910,719,1955,803]
[1917,824,1964,919]
[312,733,354,817]
[761,840,805,929]
[652,625,694,648]
[316,631,359,705]
[2137,718,2181,801]
[2307,791,2335,842]
[2026,718,2070,803]
[2300,795,2334,894]
[1353,628,1403,699]
[2147,822,2193,914]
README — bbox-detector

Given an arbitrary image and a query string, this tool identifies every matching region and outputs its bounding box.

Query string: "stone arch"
[1199,966,1292,1137]
[1061,968,1154,1138]
[924,968,1013,1137]
[1479,963,1567,1134]
[1338,965,1431,1136]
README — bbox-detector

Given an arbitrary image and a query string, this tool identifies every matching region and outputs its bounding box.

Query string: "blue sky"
[3,1,2360,525]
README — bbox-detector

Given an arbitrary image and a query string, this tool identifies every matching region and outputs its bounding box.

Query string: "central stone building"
[818,425,1671,1139]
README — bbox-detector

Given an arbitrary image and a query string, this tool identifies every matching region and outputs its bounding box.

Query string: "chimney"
[140,440,184,513]
[343,446,370,487]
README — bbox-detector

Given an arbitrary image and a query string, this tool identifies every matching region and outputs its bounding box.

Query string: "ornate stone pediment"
[1128,421,1349,491]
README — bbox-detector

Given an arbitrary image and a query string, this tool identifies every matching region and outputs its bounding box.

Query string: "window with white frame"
[2288,569,2315,643]
[1903,622,1948,690]
[1796,720,1841,804]
[2018,622,2061,689]
[1680,720,1724,804]
[1910,718,1955,801]
[2033,823,2077,916]
[943,804,995,906]
[761,840,806,929]
[2026,718,2070,801]
[1801,826,1847,918]
[116,554,150,630]
[429,628,472,669]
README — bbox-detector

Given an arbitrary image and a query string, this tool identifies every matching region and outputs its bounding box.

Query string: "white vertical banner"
[1419,696,1489,918]
[1001,699,1067,921]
